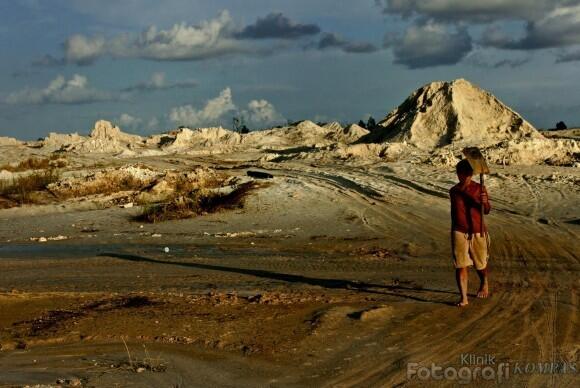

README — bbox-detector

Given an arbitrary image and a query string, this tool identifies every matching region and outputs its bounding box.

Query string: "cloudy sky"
[1,0,580,139]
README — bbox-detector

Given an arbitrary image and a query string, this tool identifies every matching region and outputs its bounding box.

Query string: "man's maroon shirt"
[450,181,491,234]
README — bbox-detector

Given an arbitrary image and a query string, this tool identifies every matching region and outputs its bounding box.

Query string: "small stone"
[136,367,146,373]
[357,306,393,322]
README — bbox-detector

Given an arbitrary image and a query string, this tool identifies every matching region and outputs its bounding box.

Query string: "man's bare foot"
[477,285,489,298]
[456,300,469,307]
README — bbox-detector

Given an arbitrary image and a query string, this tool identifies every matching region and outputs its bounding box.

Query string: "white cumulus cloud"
[64,35,106,65]
[167,88,285,129]
[60,11,264,65]
[481,4,580,49]
[122,72,197,92]
[243,99,285,127]
[117,113,142,129]
[169,88,237,128]
[5,74,118,105]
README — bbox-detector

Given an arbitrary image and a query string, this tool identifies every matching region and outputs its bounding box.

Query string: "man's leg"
[476,267,489,298]
[455,267,469,306]
[473,233,490,298]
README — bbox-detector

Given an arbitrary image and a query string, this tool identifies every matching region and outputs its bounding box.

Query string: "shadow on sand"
[100,252,460,306]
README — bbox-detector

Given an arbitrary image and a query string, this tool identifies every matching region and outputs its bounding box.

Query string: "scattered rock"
[400,242,420,257]
[56,377,82,387]
[350,306,393,321]
[247,170,274,179]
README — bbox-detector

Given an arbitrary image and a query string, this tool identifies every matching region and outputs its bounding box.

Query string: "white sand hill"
[362,78,541,150]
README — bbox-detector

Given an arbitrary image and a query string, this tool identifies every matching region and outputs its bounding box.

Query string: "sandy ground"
[0,153,578,387]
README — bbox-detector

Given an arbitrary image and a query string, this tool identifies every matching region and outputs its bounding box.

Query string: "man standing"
[450,159,491,307]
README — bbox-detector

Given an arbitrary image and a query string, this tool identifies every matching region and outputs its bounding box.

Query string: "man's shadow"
[99,252,459,306]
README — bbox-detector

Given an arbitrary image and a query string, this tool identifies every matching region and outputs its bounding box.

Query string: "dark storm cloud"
[384,21,472,68]
[236,12,321,39]
[317,33,379,53]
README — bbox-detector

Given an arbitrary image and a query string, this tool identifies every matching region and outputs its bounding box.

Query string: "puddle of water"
[0,243,311,260]
[0,243,195,259]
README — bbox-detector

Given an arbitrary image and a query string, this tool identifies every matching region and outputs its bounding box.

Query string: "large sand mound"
[244,120,368,150]
[361,79,541,150]
[0,137,23,147]
[244,120,333,149]
[41,133,85,151]
[160,127,242,152]
[40,120,144,154]
[326,123,370,144]
[90,120,142,144]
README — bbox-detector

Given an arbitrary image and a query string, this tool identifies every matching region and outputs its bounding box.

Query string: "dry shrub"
[0,169,60,205]
[0,155,66,172]
[173,173,223,193]
[137,181,260,223]
[160,169,225,195]
[53,174,145,199]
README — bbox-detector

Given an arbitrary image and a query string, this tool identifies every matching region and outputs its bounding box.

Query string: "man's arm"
[481,186,491,214]
[458,186,491,214]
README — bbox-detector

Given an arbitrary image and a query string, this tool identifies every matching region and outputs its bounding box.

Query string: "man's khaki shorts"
[451,231,490,270]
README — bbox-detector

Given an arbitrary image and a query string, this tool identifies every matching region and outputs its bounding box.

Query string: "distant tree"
[232,117,241,132]
[556,121,567,130]
[232,115,252,134]
[366,116,376,129]
[358,120,367,129]
[233,116,251,133]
